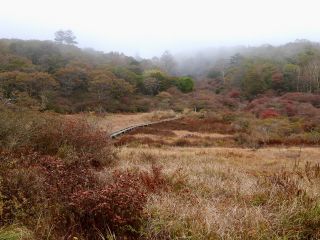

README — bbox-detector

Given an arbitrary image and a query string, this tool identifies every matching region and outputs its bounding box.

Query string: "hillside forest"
[1,36,320,114]
[1,33,320,239]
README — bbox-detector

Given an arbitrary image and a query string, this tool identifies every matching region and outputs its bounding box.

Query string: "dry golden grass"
[113,146,320,239]
[116,129,236,147]
[80,112,320,239]
[71,110,179,133]
[98,113,152,132]
[172,130,233,139]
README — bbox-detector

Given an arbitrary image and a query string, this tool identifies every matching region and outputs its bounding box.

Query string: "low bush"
[0,109,36,149]
[0,109,119,238]
[0,150,99,236]
[31,117,113,167]
[148,116,236,134]
[259,108,280,119]
[173,138,191,147]
[70,166,168,238]
[0,108,113,168]
[282,92,320,108]
[70,170,148,238]
[147,110,177,121]
[246,94,320,119]
[228,90,241,98]
[233,117,320,147]
[139,165,168,193]
[0,158,47,226]
[0,152,169,239]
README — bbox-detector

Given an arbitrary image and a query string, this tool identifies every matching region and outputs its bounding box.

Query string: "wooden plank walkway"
[110,117,180,139]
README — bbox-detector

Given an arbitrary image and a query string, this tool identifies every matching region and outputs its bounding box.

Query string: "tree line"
[0,32,194,112]
[177,40,320,99]
[2,34,320,113]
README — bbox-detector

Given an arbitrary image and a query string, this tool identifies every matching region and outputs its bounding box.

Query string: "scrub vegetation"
[1,37,320,239]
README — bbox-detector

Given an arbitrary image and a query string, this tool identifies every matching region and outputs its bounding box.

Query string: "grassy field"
[115,146,320,239]
[103,113,320,239]
[1,110,320,239]
[68,110,178,133]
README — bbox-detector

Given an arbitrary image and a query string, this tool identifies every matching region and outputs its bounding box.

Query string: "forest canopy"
[0,37,194,113]
[1,37,320,113]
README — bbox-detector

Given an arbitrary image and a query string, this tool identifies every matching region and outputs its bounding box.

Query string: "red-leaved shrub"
[0,149,98,228]
[282,92,320,107]
[139,164,168,193]
[70,170,147,238]
[31,117,112,167]
[259,109,280,119]
[228,90,241,98]
[70,166,168,238]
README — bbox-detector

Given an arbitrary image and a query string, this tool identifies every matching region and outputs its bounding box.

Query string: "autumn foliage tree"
[55,65,90,96]
[89,69,134,100]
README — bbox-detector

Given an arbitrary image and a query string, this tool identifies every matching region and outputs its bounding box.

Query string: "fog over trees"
[170,39,320,98]
[1,33,320,115]
[2,1,320,239]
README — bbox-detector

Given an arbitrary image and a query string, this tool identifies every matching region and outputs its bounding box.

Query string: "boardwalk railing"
[110,117,180,139]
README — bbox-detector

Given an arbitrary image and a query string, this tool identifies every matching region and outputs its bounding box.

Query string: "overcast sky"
[0,0,319,57]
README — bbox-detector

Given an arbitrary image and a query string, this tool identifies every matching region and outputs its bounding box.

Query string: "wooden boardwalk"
[110,117,180,139]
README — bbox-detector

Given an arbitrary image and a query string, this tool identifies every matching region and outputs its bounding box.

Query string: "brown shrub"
[0,110,115,238]
[0,159,47,226]
[218,96,240,109]
[149,117,235,134]
[245,94,320,118]
[0,109,113,168]
[173,138,191,147]
[0,109,37,149]
[259,108,280,119]
[70,171,147,238]
[70,166,168,238]
[296,103,320,117]
[1,148,164,239]
[282,92,320,107]
[31,117,113,167]
[233,116,320,147]
[139,165,168,193]
[302,117,320,132]
[115,135,166,147]
[167,168,190,192]
[114,135,137,146]
[228,90,241,98]
[0,150,98,231]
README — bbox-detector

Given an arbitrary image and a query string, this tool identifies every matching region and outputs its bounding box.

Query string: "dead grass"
[53,113,320,238]
[115,128,236,147]
[172,130,233,139]
[68,111,172,133]
[95,110,179,132]
[145,110,178,121]
[114,146,320,239]
[148,117,236,134]
[129,127,176,137]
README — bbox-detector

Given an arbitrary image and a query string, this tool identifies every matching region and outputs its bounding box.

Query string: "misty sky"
[0,0,319,57]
